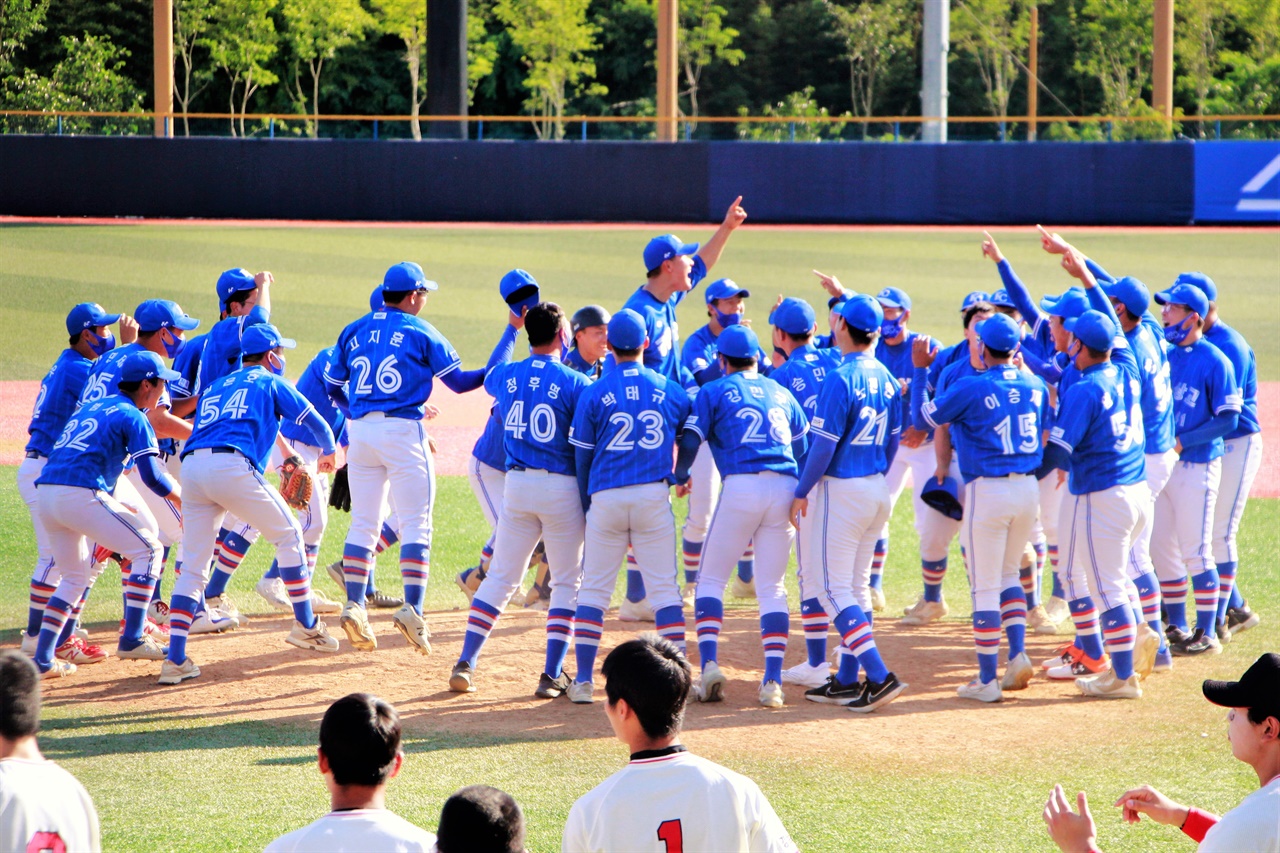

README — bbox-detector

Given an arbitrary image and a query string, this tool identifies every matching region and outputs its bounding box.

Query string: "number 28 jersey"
[685,371,808,477]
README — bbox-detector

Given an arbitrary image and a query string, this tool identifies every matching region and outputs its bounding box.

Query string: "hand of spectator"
[1044,785,1100,853]
[1114,786,1189,827]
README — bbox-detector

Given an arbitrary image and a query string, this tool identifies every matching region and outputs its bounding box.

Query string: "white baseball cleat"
[40,659,77,680]
[309,587,342,615]
[158,657,200,685]
[188,608,238,634]
[870,586,886,613]
[900,597,948,626]
[1043,595,1071,625]
[205,594,240,622]
[392,604,431,656]
[697,661,727,703]
[19,633,36,656]
[255,577,292,612]
[1000,652,1034,691]
[340,601,377,651]
[1133,623,1161,680]
[758,680,785,708]
[1076,670,1142,700]
[72,621,90,642]
[618,597,655,623]
[957,678,1003,703]
[730,577,756,599]
[1026,604,1059,635]
[325,560,346,590]
[567,680,595,704]
[116,635,166,661]
[681,583,696,608]
[781,661,831,689]
[287,619,340,653]
[57,635,109,664]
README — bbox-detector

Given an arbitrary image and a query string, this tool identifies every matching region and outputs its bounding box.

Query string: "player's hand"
[901,426,926,449]
[1174,438,1183,455]
[255,271,274,288]
[722,195,747,230]
[811,269,844,298]
[981,230,1004,264]
[1056,469,1067,488]
[1012,351,1026,371]
[423,404,440,420]
[912,335,937,368]
[789,497,808,528]
[773,293,784,312]
[1043,785,1098,853]
[933,467,948,485]
[675,482,692,498]
[118,314,139,344]
[317,452,336,474]
[1061,249,1095,288]
[1037,224,1072,256]
[510,305,527,330]
[166,490,182,511]
[1113,785,1188,827]
[334,445,347,469]
[428,435,438,455]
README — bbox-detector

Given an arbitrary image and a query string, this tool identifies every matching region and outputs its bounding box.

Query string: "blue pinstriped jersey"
[26,349,93,456]
[569,363,690,493]
[1126,319,1175,454]
[184,366,325,473]
[564,347,604,378]
[771,344,840,469]
[326,309,462,420]
[809,353,902,479]
[37,394,158,492]
[1048,362,1146,494]
[875,331,933,440]
[471,409,506,470]
[685,371,808,477]
[198,306,270,392]
[79,343,171,413]
[681,324,772,388]
[921,366,1047,483]
[170,332,208,401]
[485,355,590,476]
[281,347,345,446]
[1204,321,1259,439]
[925,340,968,393]
[620,255,707,384]
[1168,338,1241,464]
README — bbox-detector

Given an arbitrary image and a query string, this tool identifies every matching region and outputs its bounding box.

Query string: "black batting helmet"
[571,305,611,335]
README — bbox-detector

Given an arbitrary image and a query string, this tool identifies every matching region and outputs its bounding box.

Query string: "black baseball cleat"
[847,672,908,714]
[1170,627,1221,657]
[1226,602,1261,636]
[535,671,571,699]
[1216,618,1233,645]
[803,676,864,706]
[449,661,477,693]
[1165,623,1193,646]
[366,590,404,609]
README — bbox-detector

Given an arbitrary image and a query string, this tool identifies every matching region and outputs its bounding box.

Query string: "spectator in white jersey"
[0,650,101,853]
[266,693,436,853]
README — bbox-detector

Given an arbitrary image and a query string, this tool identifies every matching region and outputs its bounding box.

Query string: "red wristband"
[1180,807,1218,843]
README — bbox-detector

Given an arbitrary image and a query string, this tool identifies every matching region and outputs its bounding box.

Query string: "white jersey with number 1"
[0,757,101,853]
[562,749,797,853]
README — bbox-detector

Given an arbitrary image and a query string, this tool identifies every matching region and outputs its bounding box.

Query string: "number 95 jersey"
[326,309,462,420]
[486,355,591,475]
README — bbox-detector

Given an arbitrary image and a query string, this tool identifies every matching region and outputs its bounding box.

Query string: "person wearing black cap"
[1044,652,1280,852]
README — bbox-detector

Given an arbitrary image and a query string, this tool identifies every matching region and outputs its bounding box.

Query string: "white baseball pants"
[809,474,890,616]
[270,440,331,546]
[124,465,183,547]
[1036,473,1066,554]
[37,484,162,594]
[696,473,796,614]
[880,440,961,561]
[959,474,1040,612]
[578,482,681,614]
[1126,449,1177,579]
[17,455,56,586]
[467,456,507,532]
[682,444,720,542]
[1062,482,1150,611]
[1213,434,1263,564]
[345,414,434,554]
[1151,459,1220,582]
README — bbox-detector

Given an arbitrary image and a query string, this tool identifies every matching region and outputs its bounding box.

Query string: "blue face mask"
[162,330,186,359]
[268,352,286,376]
[880,318,903,340]
[712,307,741,328]
[1163,316,1193,345]
[87,330,115,356]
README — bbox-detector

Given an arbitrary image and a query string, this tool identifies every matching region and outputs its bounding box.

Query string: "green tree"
[495,0,604,139]
[1071,0,1154,130]
[0,0,49,76]
[824,0,915,137]
[679,0,743,125]
[1175,0,1231,122]
[952,0,1030,122]
[173,0,215,136]
[4,33,143,133]
[203,0,279,136]
[735,85,847,140]
[371,0,426,138]
[282,0,373,137]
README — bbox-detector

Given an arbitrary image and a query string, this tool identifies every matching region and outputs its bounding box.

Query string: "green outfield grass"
[4,224,1279,380]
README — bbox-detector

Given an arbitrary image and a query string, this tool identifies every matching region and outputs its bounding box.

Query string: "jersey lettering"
[850,405,889,446]
[54,417,99,452]
[656,819,683,853]
[604,411,664,451]
[26,831,67,853]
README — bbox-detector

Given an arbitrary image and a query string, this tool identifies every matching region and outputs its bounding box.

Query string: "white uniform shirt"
[0,757,101,853]
[265,809,437,853]
[1199,776,1280,853]
[562,748,797,853]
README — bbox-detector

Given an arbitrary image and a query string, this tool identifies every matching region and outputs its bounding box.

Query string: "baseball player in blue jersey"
[163,324,339,684]
[790,295,908,713]
[913,313,1048,702]
[196,268,273,392]
[678,278,767,605]
[1150,282,1241,656]
[327,261,508,656]
[562,309,692,704]
[673,325,809,708]
[767,297,842,689]
[1040,310,1153,699]
[18,303,137,665]
[566,305,611,378]
[32,351,182,677]
[450,303,592,696]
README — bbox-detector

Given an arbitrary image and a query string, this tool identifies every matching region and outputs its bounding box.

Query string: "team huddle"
[14,200,1264,715]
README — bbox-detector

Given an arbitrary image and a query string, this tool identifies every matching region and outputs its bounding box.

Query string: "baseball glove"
[278,455,314,510]
[329,464,351,512]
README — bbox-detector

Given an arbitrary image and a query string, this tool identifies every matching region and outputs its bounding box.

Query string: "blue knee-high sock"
[1191,567,1219,635]
[694,597,724,667]
[167,594,200,664]
[1215,561,1237,624]
[835,647,861,685]
[278,564,316,628]
[376,522,400,554]
[1068,597,1105,660]
[973,610,1001,684]
[572,605,606,683]
[204,568,233,599]
[626,569,647,603]
[870,538,888,590]
[121,573,159,646]
[26,578,56,639]
[1101,603,1136,680]
[922,558,946,602]
[1228,582,1245,610]
[34,595,75,669]
[654,604,687,653]
[737,542,755,583]
[681,537,701,587]
[1050,563,1065,599]
[400,543,429,613]
[1000,587,1027,658]
[833,605,888,684]
[1160,577,1190,632]
[1134,571,1166,652]
[760,611,787,684]
[263,561,281,580]
[800,597,829,667]
[458,598,502,667]
[544,608,574,677]
[342,544,374,604]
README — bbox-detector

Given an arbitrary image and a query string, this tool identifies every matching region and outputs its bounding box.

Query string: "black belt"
[211,447,238,454]
[25,450,44,460]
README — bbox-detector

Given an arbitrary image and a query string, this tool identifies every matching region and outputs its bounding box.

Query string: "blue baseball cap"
[1154,282,1210,318]
[989,289,1017,309]
[1172,271,1217,302]
[135,299,200,333]
[643,235,699,272]
[960,291,991,312]
[369,284,386,313]
[769,297,817,336]
[875,287,912,310]
[608,309,647,350]
[499,269,540,316]
[704,278,750,304]
[1101,276,1150,318]
[383,261,438,292]
[1065,310,1118,352]
[977,313,1022,351]
[921,475,963,521]
[121,350,181,383]
[827,292,850,310]
[240,323,296,356]
[839,293,884,333]
[216,268,257,304]
[65,303,121,336]
[717,325,760,359]
[1039,287,1090,319]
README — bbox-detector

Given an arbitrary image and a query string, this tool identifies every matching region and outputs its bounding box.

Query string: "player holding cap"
[790,295,907,713]
[678,278,766,606]
[674,325,808,708]
[32,350,182,677]
[1150,281,1241,656]
[450,302,591,696]
[913,313,1048,702]
[163,324,339,684]
[563,309,693,704]
[18,303,135,665]
[767,297,842,689]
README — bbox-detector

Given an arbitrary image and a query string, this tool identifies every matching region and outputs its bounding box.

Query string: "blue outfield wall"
[0,135,1272,224]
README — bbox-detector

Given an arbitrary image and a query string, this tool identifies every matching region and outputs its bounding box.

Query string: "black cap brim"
[1201,653,1280,709]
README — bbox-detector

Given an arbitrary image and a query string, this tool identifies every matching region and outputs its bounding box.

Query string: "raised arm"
[697,196,748,272]
[982,231,1043,324]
